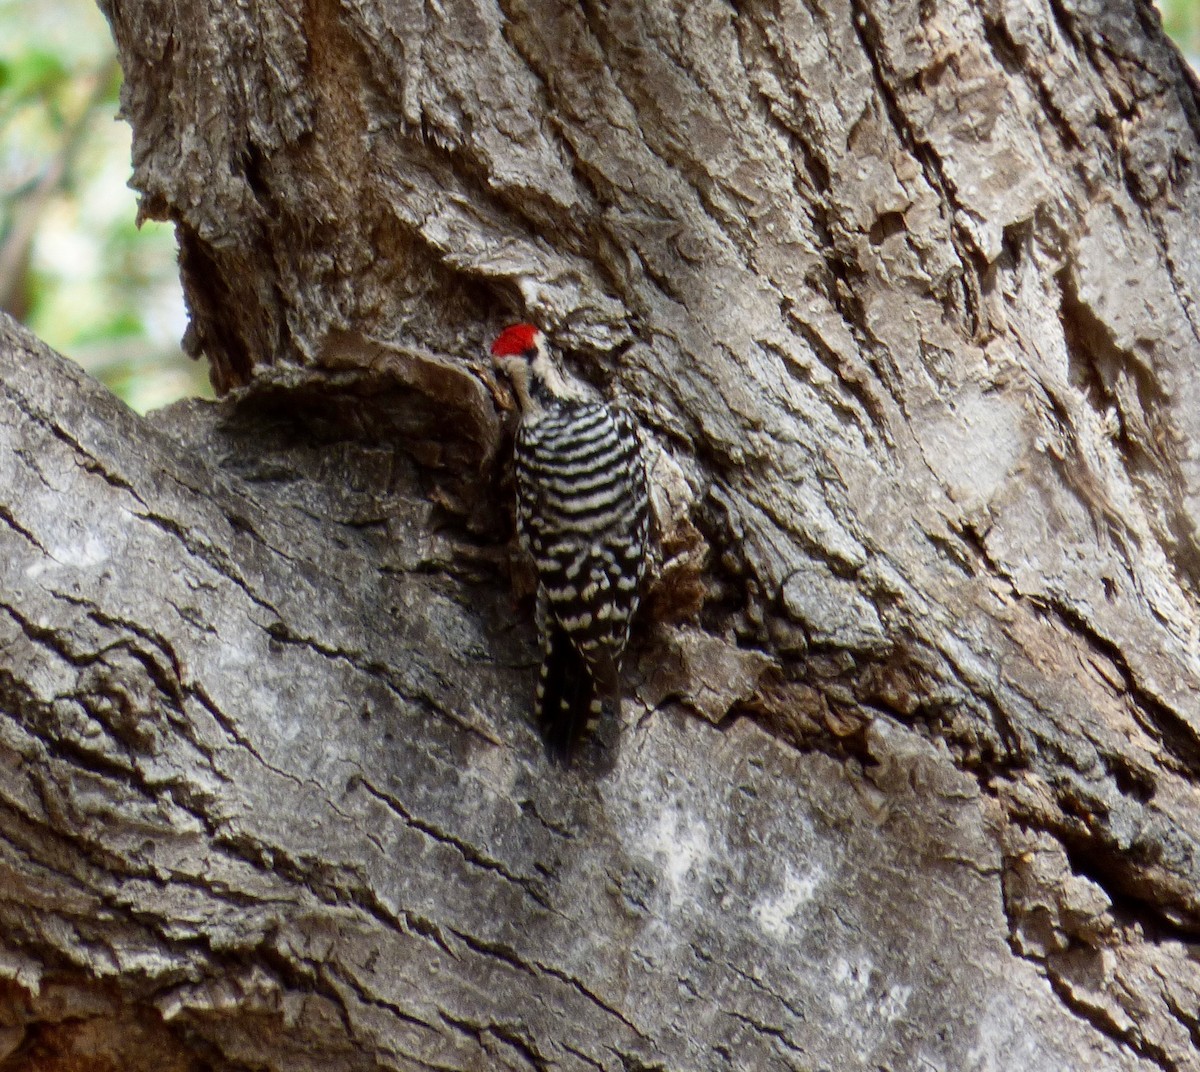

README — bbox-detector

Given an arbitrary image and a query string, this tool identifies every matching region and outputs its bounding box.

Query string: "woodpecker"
[490,323,649,761]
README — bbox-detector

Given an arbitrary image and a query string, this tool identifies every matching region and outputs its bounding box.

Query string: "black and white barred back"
[514,400,649,759]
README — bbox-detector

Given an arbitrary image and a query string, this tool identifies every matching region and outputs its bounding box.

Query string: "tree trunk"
[3,0,1200,1068]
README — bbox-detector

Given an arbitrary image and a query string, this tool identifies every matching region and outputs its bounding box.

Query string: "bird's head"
[490,323,584,412]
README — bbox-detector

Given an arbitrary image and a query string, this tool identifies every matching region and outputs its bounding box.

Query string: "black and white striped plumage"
[491,324,649,761]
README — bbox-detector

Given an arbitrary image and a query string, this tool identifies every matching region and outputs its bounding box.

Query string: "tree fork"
[3,0,1200,1068]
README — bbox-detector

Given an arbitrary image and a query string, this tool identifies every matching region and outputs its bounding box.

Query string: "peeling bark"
[4,0,1200,1068]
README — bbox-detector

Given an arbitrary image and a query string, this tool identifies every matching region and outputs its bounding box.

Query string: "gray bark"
[3,0,1200,1068]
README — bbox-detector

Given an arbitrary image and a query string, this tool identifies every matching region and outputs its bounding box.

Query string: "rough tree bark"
[2,0,1199,1069]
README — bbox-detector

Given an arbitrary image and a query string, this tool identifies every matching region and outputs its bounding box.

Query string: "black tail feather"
[537,626,601,763]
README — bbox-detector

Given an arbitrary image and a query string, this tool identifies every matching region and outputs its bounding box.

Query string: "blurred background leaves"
[0,0,208,412]
[1162,0,1200,57]
[0,0,1197,414]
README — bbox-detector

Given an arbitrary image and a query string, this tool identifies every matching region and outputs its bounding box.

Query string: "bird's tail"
[537,626,605,763]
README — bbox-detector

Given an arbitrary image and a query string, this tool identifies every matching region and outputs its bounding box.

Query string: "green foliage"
[0,0,210,413]
[1161,0,1200,55]
[1,50,71,108]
